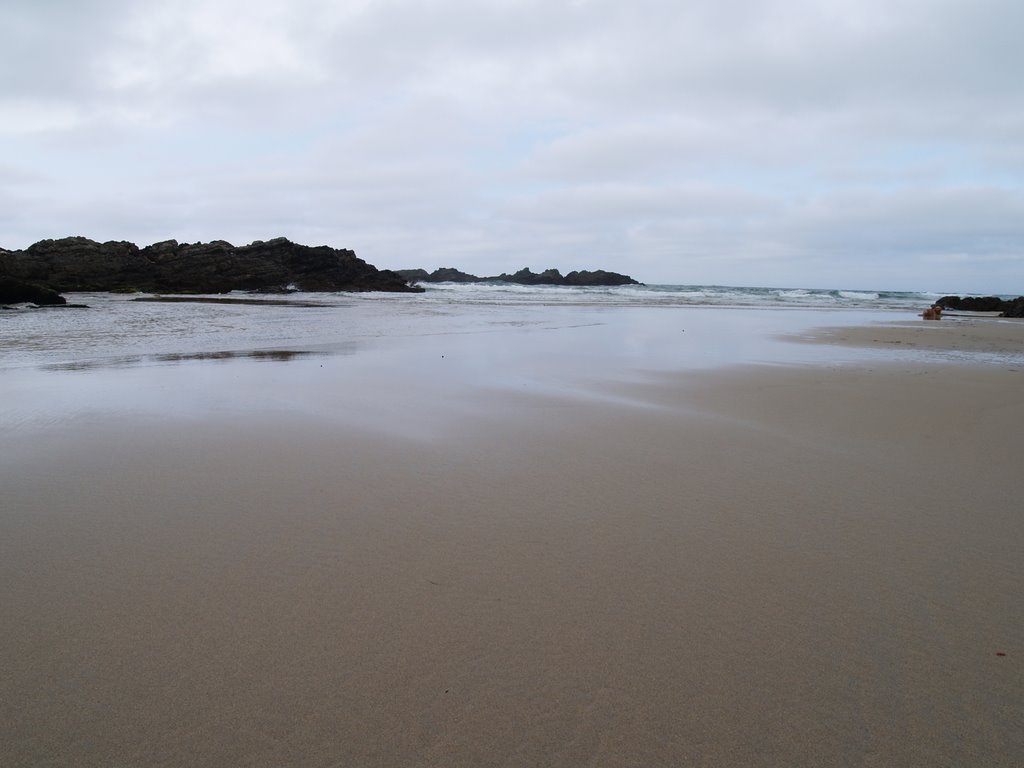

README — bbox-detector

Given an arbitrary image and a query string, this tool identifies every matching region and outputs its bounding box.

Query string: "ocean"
[0,282,1011,374]
[1,282,942,371]
[410,282,953,310]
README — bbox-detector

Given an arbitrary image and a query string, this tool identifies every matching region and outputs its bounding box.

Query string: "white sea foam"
[411,282,954,311]
[838,290,879,300]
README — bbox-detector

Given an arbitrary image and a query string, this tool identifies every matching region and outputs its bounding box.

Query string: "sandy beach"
[801,315,1024,357]
[2,313,1022,766]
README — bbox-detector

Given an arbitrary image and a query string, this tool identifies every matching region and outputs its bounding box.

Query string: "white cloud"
[1,0,1022,292]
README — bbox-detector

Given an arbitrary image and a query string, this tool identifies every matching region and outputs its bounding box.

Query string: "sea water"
[0,283,1013,438]
[0,281,968,369]
[411,282,955,310]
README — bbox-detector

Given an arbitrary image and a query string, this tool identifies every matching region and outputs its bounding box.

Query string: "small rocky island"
[395,266,641,287]
[0,236,421,301]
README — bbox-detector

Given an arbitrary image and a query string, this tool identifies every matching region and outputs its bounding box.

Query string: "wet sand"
[2,318,1022,766]
[802,315,1024,357]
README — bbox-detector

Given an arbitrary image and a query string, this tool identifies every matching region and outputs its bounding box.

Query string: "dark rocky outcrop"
[937,295,1024,318]
[494,268,570,285]
[397,265,641,287]
[564,269,640,287]
[395,267,482,283]
[0,276,67,306]
[427,267,483,283]
[0,237,422,294]
[395,268,432,283]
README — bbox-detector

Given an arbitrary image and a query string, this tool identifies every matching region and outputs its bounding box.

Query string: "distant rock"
[395,267,482,283]
[397,265,641,287]
[0,236,422,294]
[394,268,431,283]
[0,276,67,306]
[937,295,1024,318]
[563,269,640,287]
[494,268,568,285]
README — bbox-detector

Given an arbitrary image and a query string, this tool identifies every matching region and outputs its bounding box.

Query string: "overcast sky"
[2,0,1022,291]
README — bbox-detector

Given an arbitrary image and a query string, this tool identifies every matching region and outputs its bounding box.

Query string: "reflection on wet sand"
[131,296,333,307]
[42,348,332,371]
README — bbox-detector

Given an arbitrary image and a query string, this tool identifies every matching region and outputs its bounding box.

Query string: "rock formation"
[395,267,481,283]
[0,237,422,294]
[0,276,67,306]
[395,266,641,287]
[937,295,1024,318]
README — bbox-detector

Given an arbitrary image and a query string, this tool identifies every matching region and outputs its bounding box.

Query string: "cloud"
[1,0,1022,292]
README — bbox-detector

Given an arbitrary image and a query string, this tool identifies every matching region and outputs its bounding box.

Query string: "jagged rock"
[395,269,431,282]
[492,267,640,286]
[1004,298,1024,318]
[0,276,67,305]
[4,237,148,292]
[0,237,422,294]
[937,295,1024,317]
[937,295,1003,312]
[399,265,641,286]
[396,267,482,283]
[430,267,481,283]
[495,268,565,285]
[563,269,640,287]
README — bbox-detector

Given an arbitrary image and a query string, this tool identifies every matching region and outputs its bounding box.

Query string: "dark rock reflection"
[42,348,343,371]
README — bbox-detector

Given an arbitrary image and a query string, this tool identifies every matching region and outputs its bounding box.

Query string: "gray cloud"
[1,0,1021,292]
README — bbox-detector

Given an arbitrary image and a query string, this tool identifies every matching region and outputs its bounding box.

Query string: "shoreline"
[2,316,1023,766]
